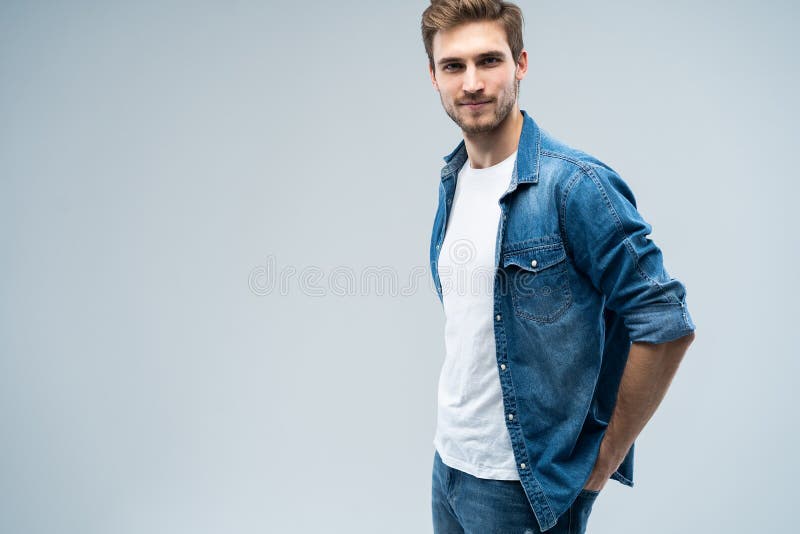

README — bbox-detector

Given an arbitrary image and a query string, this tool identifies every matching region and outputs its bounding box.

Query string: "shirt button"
[495,314,502,321]
[530,259,538,268]
[520,462,526,469]
[500,363,506,370]
[507,413,514,421]
[436,244,440,250]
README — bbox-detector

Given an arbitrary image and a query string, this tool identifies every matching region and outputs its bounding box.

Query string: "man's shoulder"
[536,127,618,182]
[534,127,639,209]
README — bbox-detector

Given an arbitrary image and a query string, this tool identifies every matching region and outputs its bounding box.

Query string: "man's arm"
[561,164,698,491]
[583,331,696,492]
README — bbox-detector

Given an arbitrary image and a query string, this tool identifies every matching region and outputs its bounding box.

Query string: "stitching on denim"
[512,279,572,324]
[536,479,556,528]
[611,470,634,485]
[622,237,675,304]
[504,241,564,255]
[554,155,676,306]
[680,301,692,330]
[502,234,563,252]
[559,170,583,259]
[493,339,556,526]
[507,256,572,323]
[503,239,571,323]
[503,244,566,269]
[626,303,689,325]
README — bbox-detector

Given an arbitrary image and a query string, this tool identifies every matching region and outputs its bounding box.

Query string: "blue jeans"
[432,450,599,534]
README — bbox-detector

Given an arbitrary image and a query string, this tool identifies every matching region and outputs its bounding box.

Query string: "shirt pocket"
[502,241,572,323]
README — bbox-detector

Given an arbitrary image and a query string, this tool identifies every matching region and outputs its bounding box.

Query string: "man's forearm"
[584,331,696,490]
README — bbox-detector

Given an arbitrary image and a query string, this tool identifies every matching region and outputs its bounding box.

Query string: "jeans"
[432,450,599,534]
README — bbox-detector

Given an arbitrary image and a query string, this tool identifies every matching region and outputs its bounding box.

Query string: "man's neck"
[462,106,523,169]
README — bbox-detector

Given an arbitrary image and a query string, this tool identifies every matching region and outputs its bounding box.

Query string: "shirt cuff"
[624,299,696,344]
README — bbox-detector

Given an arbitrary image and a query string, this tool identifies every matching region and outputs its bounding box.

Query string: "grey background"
[1,1,796,532]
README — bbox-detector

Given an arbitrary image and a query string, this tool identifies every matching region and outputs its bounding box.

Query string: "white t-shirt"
[433,149,520,480]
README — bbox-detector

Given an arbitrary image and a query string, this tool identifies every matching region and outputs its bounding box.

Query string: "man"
[421,1,697,533]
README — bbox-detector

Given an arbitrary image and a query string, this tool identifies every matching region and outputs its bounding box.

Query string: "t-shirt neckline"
[465,149,518,172]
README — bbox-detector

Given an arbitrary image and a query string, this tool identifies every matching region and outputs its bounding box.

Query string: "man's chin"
[458,115,498,134]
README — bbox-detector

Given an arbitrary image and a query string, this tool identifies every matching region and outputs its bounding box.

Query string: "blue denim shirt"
[429,109,696,532]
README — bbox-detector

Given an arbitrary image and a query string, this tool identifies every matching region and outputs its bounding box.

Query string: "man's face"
[429,20,526,134]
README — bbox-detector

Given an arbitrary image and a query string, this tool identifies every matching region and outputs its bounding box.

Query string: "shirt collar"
[440,109,541,186]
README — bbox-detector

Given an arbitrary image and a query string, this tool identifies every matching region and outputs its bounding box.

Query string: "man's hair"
[421,0,525,71]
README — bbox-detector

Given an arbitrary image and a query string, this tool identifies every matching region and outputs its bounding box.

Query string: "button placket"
[495,202,530,479]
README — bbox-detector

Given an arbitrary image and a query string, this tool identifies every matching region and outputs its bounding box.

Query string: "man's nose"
[462,65,484,93]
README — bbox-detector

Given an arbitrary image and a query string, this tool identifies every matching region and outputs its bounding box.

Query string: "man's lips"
[461,100,492,112]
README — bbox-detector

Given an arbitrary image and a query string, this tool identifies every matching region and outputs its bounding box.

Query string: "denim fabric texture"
[432,450,598,534]
[429,110,696,532]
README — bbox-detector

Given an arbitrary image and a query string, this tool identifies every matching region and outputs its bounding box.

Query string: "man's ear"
[515,49,529,82]
[428,63,439,92]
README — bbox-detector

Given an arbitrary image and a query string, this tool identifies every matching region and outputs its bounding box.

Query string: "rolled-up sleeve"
[562,164,696,344]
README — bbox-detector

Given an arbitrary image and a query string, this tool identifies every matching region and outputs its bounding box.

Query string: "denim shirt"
[429,109,696,532]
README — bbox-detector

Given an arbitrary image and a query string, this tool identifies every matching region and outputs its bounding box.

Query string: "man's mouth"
[460,100,491,109]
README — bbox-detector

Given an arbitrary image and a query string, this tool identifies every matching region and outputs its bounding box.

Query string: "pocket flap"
[502,243,567,272]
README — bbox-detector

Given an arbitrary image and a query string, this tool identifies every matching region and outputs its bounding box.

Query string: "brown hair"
[421,0,525,71]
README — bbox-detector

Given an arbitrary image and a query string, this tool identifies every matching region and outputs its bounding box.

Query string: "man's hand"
[582,331,696,493]
[582,437,624,492]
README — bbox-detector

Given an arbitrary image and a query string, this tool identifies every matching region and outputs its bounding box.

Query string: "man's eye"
[483,57,500,65]
[444,64,462,71]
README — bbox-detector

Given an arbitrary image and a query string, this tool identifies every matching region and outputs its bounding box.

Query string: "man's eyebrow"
[437,50,507,66]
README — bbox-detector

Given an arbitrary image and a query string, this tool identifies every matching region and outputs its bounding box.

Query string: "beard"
[442,79,519,135]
